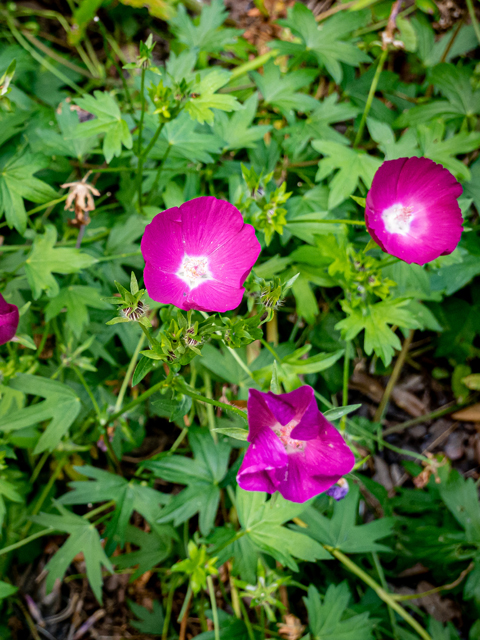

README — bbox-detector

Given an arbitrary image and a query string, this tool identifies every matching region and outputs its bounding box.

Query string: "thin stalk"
[147,144,172,205]
[354,47,389,148]
[324,545,432,640]
[181,386,248,421]
[229,49,279,80]
[136,66,147,211]
[239,597,256,640]
[287,218,366,226]
[7,19,83,93]
[383,401,469,436]
[163,576,181,640]
[341,341,351,432]
[170,428,189,455]
[207,575,220,640]
[21,30,92,77]
[27,196,68,216]
[141,122,166,159]
[85,499,116,521]
[22,457,68,538]
[203,371,217,443]
[0,528,53,558]
[372,551,399,640]
[105,379,167,426]
[227,346,256,381]
[466,0,480,45]
[96,250,142,263]
[114,333,145,413]
[178,581,193,624]
[73,366,101,417]
[374,330,414,423]
[29,451,49,484]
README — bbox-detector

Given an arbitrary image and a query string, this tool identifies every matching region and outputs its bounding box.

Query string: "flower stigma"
[176,255,212,289]
[382,203,415,236]
[272,420,305,453]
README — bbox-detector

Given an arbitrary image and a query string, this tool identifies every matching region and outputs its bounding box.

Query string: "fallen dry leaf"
[451,403,480,422]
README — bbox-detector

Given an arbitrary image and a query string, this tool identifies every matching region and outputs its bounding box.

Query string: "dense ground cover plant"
[0,0,479,638]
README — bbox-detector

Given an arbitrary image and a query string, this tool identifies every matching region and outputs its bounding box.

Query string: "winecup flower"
[0,293,19,345]
[237,386,355,503]
[141,197,261,312]
[365,157,463,265]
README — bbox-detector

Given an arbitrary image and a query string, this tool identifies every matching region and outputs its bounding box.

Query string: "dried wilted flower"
[62,172,100,227]
[278,614,305,640]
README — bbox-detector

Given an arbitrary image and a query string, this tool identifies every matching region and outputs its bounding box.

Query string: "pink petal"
[186,279,245,313]
[143,265,190,309]
[180,197,245,257]
[263,386,314,426]
[237,428,287,494]
[208,224,261,288]
[274,454,339,503]
[247,389,277,441]
[141,207,184,273]
[0,294,19,345]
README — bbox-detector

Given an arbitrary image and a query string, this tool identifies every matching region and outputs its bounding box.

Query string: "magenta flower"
[365,157,463,265]
[141,197,261,312]
[237,386,355,503]
[0,293,19,346]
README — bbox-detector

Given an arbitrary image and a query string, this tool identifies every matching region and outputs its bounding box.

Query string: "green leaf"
[59,465,170,552]
[128,600,165,634]
[336,298,419,366]
[169,0,240,53]
[274,4,370,83]
[184,69,241,125]
[212,426,249,441]
[323,404,362,421]
[213,94,272,151]
[0,581,18,600]
[312,140,382,209]
[25,226,97,299]
[5,375,81,454]
[439,469,480,544]
[252,60,318,114]
[0,151,58,234]
[73,91,133,163]
[418,122,480,182]
[45,286,109,338]
[144,428,232,535]
[32,504,113,603]
[298,484,394,553]
[115,525,174,581]
[304,582,376,640]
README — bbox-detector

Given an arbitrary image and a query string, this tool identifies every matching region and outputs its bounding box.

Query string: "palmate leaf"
[274,4,370,83]
[128,599,165,634]
[45,285,110,338]
[73,91,133,163]
[216,489,329,582]
[184,69,241,125]
[32,504,113,603]
[169,0,240,53]
[336,298,420,366]
[4,375,81,454]
[212,94,272,151]
[312,140,382,210]
[252,61,318,114]
[305,582,376,640]
[59,466,170,553]
[0,151,58,234]
[115,525,175,581]
[25,226,97,299]
[144,428,232,535]
[297,484,394,554]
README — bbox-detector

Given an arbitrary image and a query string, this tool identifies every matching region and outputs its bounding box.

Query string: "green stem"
[181,385,248,421]
[0,528,53,557]
[324,545,432,640]
[114,333,146,413]
[105,379,167,426]
[96,250,142,263]
[374,330,414,423]
[287,218,366,226]
[177,581,193,623]
[207,575,220,640]
[85,499,116,521]
[73,365,101,417]
[239,597,256,640]
[341,341,351,432]
[382,401,467,436]
[354,47,389,148]
[203,371,217,443]
[27,196,68,217]
[229,49,279,80]
[147,144,172,205]
[141,122,165,159]
[29,451,49,484]
[136,66,147,211]
[227,346,256,380]
[466,0,480,45]
[163,576,181,640]
[372,552,399,639]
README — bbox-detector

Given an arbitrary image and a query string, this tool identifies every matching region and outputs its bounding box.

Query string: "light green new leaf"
[312,140,382,209]
[32,504,113,603]
[0,151,58,234]
[73,91,133,163]
[5,374,81,454]
[59,465,170,552]
[184,69,240,125]
[304,582,376,640]
[45,285,110,338]
[336,298,419,366]
[25,226,97,299]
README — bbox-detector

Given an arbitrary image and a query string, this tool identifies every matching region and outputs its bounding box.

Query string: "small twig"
[393,562,474,601]
[73,609,105,640]
[383,401,470,436]
[374,330,414,423]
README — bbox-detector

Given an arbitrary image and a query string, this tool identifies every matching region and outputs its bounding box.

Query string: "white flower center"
[176,255,212,289]
[272,419,305,453]
[382,203,415,236]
